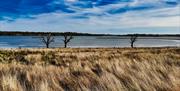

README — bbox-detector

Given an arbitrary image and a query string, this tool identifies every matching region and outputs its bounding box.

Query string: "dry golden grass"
[0,47,179,91]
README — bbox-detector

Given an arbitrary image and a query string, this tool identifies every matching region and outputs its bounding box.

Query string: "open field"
[0,47,180,91]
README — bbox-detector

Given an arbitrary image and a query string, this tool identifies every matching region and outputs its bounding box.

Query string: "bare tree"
[40,34,55,48]
[130,34,138,48]
[62,33,73,48]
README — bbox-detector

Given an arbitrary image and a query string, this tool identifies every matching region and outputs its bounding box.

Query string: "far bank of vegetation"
[0,31,180,37]
[0,31,113,36]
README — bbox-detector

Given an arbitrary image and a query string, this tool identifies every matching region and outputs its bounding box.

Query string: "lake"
[0,36,179,48]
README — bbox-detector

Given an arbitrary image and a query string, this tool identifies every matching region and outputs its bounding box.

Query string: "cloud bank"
[0,0,179,34]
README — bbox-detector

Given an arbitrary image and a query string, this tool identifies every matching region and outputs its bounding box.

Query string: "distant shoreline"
[0,47,179,50]
[0,31,180,37]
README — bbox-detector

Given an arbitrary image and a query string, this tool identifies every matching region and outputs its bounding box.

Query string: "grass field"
[0,47,179,91]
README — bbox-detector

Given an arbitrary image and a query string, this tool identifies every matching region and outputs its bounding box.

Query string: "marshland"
[0,0,179,91]
[0,47,179,91]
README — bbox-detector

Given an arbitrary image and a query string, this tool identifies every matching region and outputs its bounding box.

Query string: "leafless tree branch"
[40,34,55,48]
[62,33,73,48]
[130,34,138,48]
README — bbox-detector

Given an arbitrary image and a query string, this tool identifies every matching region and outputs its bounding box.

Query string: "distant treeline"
[0,31,180,37]
[0,31,113,36]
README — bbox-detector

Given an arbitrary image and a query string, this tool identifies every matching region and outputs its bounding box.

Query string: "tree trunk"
[46,44,49,48]
[64,42,67,48]
[131,43,134,48]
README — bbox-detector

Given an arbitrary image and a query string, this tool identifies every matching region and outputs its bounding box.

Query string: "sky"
[0,0,180,34]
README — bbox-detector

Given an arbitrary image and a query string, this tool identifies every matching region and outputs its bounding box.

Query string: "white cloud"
[66,0,77,2]
[0,0,179,34]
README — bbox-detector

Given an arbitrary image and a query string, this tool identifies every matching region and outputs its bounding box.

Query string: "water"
[0,36,179,48]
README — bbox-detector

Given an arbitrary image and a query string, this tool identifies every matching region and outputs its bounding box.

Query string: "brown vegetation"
[0,48,179,91]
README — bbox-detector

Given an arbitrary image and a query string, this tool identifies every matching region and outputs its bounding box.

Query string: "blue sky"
[0,0,179,34]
